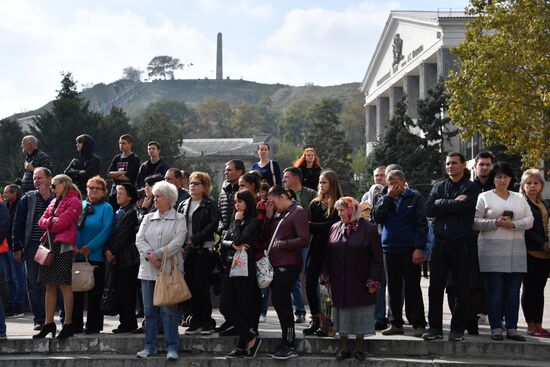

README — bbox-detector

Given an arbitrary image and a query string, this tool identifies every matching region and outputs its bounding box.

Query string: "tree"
[121,67,143,82]
[96,107,135,165]
[417,80,458,177]
[305,98,355,196]
[196,99,233,137]
[136,112,184,166]
[31,72,102,172]
[147,56,184,80]
[0,118,24,184]
[366,98,440,197]
[340,97,367,150]
[446,0,550,166]
[279,99,315,146]
[229,104,263,136]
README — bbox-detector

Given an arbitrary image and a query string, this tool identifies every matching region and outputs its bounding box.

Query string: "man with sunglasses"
[12,167,55,331]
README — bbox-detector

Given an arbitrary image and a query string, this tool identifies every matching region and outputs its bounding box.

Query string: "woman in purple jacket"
[321,197,383,361]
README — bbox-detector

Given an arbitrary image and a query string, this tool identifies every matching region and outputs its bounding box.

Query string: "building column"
[365,104,377,155]
[376,96,390,138]
[437,48,458,81]
[404,75,419,119]
[419,63,437,99]
[388,86,403,118]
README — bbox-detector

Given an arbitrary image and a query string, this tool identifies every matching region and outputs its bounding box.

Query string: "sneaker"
[214,321,231,333]
[185,326,202,335]
[448,331,464,341]
[201,325,213,335]
[295,314,306,323]
[375,321,388,331]
[246,339,262,359]
[0,334,7,341]
[5,312,24,319]
[225,348,247,359]
[414,327,427,337]
[270,345,298,360]
[219,326,239,336]
[381,325,404,336]
[136,349,156,358]
[259,314,267,323]
[422,328,443,341]
[166,350,178,360]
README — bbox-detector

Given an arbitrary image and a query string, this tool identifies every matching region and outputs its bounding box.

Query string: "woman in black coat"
[105,182,140,333]
[178,172,219,335]
[64,134,100,197]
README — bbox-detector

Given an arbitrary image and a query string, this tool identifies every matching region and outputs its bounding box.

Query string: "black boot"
[33,322,56,339]
[303,316,320,336]
[57,324,74,339]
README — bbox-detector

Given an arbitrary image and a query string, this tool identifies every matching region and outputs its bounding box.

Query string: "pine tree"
[306,98,355,196]
[0,118,24,184]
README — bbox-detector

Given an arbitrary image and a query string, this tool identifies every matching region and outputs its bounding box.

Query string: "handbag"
[256,212,289,288]
[35,229,54,266]
[72,257,97,292]
[101,262,118,316]
[153,248,191,306]
[229,249,248,277]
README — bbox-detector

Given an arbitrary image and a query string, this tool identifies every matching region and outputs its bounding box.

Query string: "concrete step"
[1,334,549,362]
[0,354,548,367]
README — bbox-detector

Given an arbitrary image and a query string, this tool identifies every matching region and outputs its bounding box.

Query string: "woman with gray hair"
[135,181,186,360]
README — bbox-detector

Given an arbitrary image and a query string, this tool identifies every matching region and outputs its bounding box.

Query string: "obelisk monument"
[216,32,223,80]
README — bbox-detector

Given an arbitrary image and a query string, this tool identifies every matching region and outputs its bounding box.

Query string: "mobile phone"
[502,210,514,219]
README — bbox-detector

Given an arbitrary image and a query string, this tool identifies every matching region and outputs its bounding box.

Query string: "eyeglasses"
[189,181,203,186]
[87,186,103,191]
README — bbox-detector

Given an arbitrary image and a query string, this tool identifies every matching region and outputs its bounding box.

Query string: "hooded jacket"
[38,188,83,247]
[64,134,100,195]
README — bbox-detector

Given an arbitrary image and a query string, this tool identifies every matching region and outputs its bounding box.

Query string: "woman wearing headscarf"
[34,175,83,340]
[321,197,383,361]
[73,176,113,334]
[64,134,100,197]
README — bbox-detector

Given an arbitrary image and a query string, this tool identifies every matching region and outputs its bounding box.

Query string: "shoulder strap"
[270,160,276,186]
[266,211,290,256]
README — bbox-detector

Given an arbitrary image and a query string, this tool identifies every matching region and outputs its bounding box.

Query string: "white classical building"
[360,10,481,157]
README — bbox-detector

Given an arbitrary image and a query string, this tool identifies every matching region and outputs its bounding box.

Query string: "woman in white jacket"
[135,181,187,360]
[474,162,533,342]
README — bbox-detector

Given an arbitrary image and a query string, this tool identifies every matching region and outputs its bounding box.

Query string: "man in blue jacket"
[372,169,428,337]
[423,152,479,342]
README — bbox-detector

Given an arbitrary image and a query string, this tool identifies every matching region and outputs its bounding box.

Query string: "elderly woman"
[73,176,113,334]
[135,181,186,360]
[264,185,309,360]
[520,169,550,337]
[474,162,533,341]
[178,172,219,335]
[105,182,140,334]
[321,197,382,361]
[34,175,82,340]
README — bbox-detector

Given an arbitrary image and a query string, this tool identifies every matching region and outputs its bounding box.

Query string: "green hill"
[11,79,362,122]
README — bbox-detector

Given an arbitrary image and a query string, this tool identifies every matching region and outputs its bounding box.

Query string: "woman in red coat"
[34,174,82,340]
[321,197,383,361]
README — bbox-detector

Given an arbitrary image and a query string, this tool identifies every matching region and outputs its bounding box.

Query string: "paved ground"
[3,277,550,344]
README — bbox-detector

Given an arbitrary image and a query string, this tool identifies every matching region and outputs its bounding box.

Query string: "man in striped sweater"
[20,136,53,193]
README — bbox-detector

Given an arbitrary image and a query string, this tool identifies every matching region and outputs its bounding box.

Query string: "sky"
[0,0,469,119]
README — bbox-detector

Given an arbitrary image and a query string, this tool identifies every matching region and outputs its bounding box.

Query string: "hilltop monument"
[216,32,223,80]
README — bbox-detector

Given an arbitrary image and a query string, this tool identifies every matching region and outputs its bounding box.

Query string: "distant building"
[360,10,483,159]
[216,32,223,80]
[180,134,268,189]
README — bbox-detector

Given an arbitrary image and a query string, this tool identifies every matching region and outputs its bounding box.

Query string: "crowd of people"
[0,134,548,361]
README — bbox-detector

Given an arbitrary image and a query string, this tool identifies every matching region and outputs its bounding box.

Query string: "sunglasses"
[189,181,203,186]
[87,186,103,191]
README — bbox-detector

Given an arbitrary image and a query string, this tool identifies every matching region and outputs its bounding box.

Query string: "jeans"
[141,280,180,353]
[485,272,523,333]
[291,247,307,316]
[0,291,5,335]
[0,251,27,312]
[24,242,45,325]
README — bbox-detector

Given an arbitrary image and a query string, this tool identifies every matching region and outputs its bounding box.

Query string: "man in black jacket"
[423,152,479,342]
[218,160,245,235]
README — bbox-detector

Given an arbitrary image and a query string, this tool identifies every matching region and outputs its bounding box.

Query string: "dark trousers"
[305,245,326,316]
[386,251,427,328]
[522,254,550,324]
[271,265,300,346]
[428,239,469,332]
[219,260,260,348]
[115,265,139,330]
[185,250,212,327]
[73,261,105,332]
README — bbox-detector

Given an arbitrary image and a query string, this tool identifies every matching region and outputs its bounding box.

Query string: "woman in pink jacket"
[34,174,82,340]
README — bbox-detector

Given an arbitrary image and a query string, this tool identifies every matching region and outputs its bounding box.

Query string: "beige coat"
[136,208,187,281]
